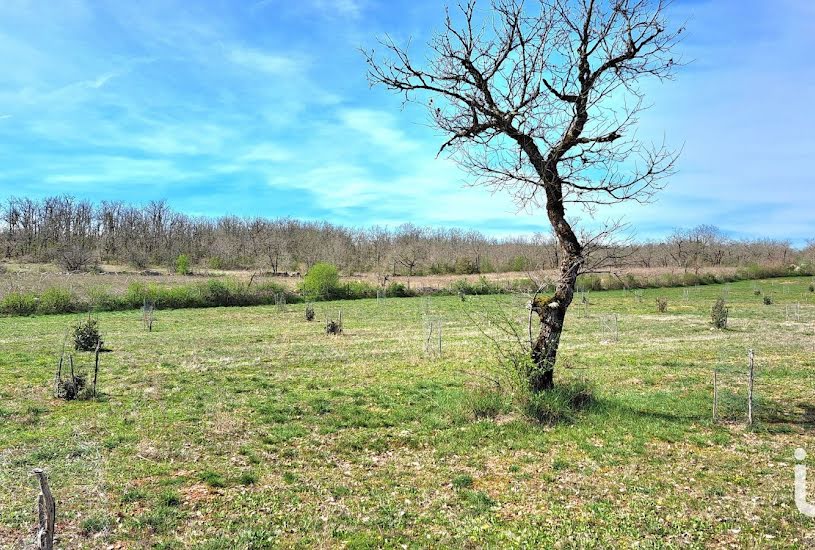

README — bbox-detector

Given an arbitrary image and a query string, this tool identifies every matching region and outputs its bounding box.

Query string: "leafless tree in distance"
[364,0,682,390]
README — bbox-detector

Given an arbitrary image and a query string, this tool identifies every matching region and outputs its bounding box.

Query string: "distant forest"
[1,196,811,278]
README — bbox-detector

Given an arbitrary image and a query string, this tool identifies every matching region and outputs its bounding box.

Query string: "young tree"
[365,0,681,391]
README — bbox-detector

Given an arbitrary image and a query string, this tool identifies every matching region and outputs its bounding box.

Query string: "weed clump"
[711,298,729,329]
[809,283,814,293]
[57,371,87,400]
[521,380,595,425]
[305,303,315,321]
[763,295,773,305]
[467,387,505,419]
[656,297,668,313]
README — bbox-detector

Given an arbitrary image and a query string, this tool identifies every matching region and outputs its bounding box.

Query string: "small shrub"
[753,289,762,296]
[325,319,342,335]
[57,371,87,400]
[175,254,191,275]
[809,283,814,293]
[73,315,103,351]
[58,244,95,272]
[656,297,668,313]
[38,287,76,314]
[522,380,595,425]
[1,292,38,316]
[302,262,340,299]
[305,303,315,321]
[385,282,413,298]
[763,295,773,305]
[711,298,729,329]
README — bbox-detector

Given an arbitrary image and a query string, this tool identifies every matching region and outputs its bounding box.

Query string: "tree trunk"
[530,251,581,392]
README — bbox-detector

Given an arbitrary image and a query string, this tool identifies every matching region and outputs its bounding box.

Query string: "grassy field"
[1,278,814,548]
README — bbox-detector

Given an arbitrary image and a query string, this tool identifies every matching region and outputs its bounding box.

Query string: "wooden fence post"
[713,370,718,422]
[747,349,755,426]
[32,468,55,550]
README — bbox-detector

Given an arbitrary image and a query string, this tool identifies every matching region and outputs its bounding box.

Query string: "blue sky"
[0,0,812,244]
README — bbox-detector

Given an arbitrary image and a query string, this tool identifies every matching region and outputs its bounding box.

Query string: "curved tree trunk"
[530,251,581,391]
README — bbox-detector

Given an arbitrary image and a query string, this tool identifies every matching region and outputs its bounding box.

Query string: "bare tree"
[365,0,681,390]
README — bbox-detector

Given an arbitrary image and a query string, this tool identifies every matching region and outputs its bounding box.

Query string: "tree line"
[1,196,809,277]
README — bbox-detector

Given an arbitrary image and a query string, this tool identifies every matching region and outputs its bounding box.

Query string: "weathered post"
[713,370,718,422]
[32,468,55,550]
[747,349,755,426]
[92,340,101,396]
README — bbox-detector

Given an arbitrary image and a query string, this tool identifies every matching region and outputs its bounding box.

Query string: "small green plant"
[199,470,226,488]
[467,387,505,419]
[302,262,340,299]
[522,380,595,425]
[159,490,181,507]
[753,289,762,296]
[809,283,814,293]
[452,474,474,489]
[73,314,103,351]
[239,471,258,486]
[305,303,315,321]
[656,297,668,313]
[460,489,495,514]
[711,298,729,329]
[121,488,147,503]
[763,295,773,305]
[81,515,110,535]
[175,254,191,275]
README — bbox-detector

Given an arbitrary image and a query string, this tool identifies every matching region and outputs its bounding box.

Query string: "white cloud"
[239,144,293,163]
[228,46,305,76]
[338,108,419,154]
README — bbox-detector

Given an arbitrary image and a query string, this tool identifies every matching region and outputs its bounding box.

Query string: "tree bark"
[530,250,581,391]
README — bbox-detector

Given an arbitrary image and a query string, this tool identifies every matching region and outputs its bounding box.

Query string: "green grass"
[1,277,814,547]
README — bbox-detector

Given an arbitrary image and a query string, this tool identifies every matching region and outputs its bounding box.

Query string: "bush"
[656,297,668,313]
[809,283,814,293]
[711,298,728,329]
[175,254,191,275]
[73,316,103,351]
[305,303,315,321]
[302,262,340,299]
[753,289,762,296]
[38,287,76,314]
[1,292,38,316]
[763,295,773,305]
[58,244,95,272]
[522,380,595,425]
[385,282,414,298]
